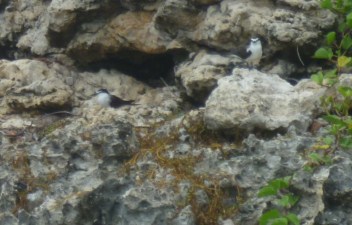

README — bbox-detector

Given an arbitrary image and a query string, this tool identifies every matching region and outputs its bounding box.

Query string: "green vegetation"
[258,1,352,223]
[313,0,352,70]
[258,176,300,225]
[304,148,333,172]
[311,0,352,151]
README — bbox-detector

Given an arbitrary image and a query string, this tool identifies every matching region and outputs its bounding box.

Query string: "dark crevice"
[266,45,324,85]
[78,49,189,88]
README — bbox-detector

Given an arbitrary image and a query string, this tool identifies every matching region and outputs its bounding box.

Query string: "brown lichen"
[124,112,245,225]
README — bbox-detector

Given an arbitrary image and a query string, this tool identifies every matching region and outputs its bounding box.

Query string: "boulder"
[204,68,326,132]
[0,59,73,114]
[175,50,243,101]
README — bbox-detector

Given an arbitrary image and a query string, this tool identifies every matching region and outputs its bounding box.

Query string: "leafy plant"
[313,0,352,72]
[258,176,300,225]
[311,69,338,86]
[304,151,333,171]
[311,0,352,151]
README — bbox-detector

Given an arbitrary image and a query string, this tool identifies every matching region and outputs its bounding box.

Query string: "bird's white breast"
[246,41,262,65]
[96,92,111,107]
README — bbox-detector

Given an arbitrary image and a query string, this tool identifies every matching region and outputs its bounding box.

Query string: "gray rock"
[324,163,352,200]
[263,59,299,81]
[204,68,326,132]
[316,209,352,225]
[171,205,195,225]
[220,219,235,225]
[175,50,243,101]
[0,117,141,225]
[75,179,175,225]
[0,0,336,67]
[0,1,351,225]
[0,213,18,225]
[90,123,139,162]
[193,0,335,50]
[0,59,73,114]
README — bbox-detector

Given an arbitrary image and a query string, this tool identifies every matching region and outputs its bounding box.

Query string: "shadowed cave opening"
[80,49,189,88]
[269,44,324,85]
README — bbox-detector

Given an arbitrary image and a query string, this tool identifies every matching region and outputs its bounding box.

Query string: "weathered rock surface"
[0,59,180,117]
[175,50,243,101]
[73,68,150,106]
[0,0,351,225]
[0,59,73,114]
[0,0,336,67]
[204,68,326,132]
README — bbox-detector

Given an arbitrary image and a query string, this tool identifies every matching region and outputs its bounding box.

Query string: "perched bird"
[245,37,262,67]
[95,89,134,108]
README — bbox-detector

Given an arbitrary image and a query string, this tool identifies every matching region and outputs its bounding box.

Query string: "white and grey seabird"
[95,89,134,108]
[246,37,262,67]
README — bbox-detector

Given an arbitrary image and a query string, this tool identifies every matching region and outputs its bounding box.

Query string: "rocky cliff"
[0,0,350,225]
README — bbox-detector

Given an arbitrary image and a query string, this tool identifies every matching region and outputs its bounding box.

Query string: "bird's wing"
[110,95,134,108]
[246,46,251,53]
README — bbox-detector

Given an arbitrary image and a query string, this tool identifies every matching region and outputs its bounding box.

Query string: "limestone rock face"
[67,11,171,63]
[0,59,73,113]
[73,69,150,106]
[192,0,335,51]
[204,68,326,132]
[315,159,352,225]
[1,0,336,66]
[0,0,350,225]
[73,179,176,225]
[175,50,243,101]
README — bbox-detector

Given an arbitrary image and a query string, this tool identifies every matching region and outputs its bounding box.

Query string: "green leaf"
[347,12,352,28]
[259,209,281,225]
[288,194,299,206]
[308,153,322,164]
[345,119,352,132]
[324,69,337,78]
[311,72,324,85]
[320,0,332,9]
[269,177,290,190]
[340,136,352,149]
[258,186,278,197]
[338,22,348,33]
[330,124,345,135]
[335,0,343,9]
[286,213,300,225]
[341,35,352,50]
[323,136,334,145]
[277,195,291,207]
[321,155,332,164]
[271,217,288,225]
[346,119,352,131]
[303,165,314,172]
[338,86,352,97]
[345,2,352,12]
[282,176,292,186]
[326,32,336,45]
[278,195,297,207]
[338,56,352,68]
[323,115,346,126]
[313,47,333,60]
